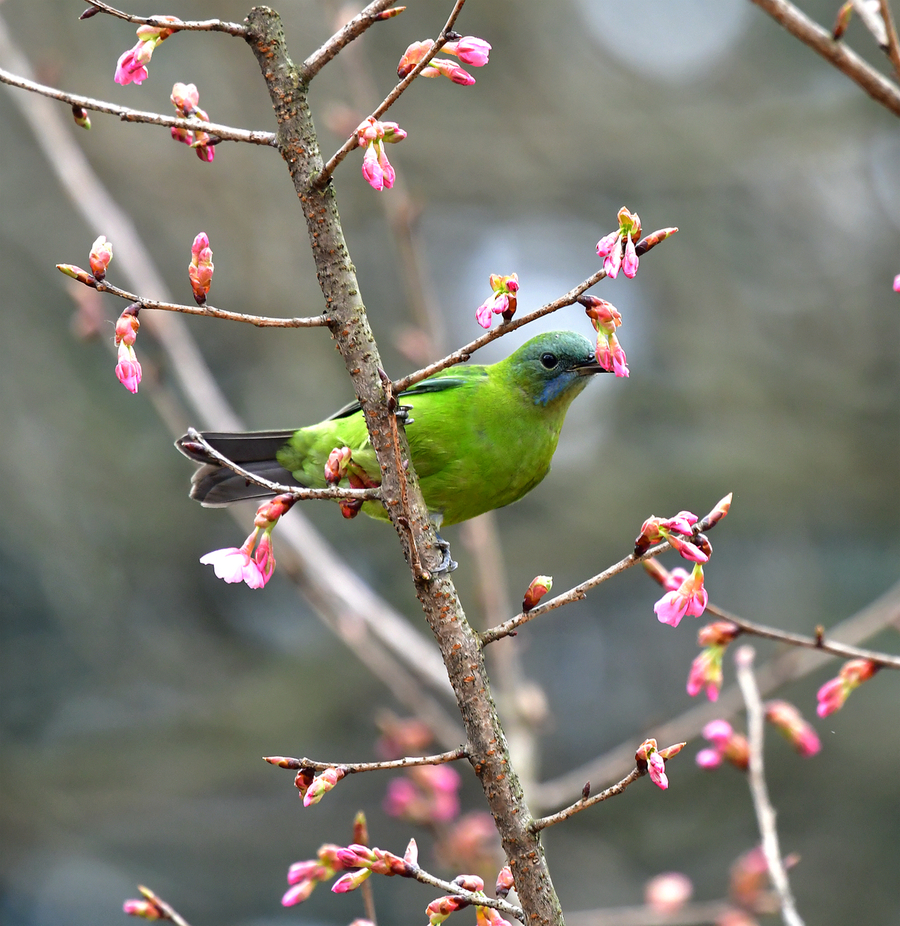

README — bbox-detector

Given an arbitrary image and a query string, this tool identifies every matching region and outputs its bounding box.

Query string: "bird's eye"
[540,352,559,369]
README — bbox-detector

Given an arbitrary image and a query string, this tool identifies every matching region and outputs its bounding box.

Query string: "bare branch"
[61,274,329,328]
[734,647,805,926]
[82,1,246,36]
[302,0,406,80]
[878,0,900,77]
[480,543,669,646]
[263,745,468,773]
[0,67,276,145]
[749,0,900,117]
[530,768,642,832]
[531,579,900,811]
[705,602,900,670]
[184,429,382,504]
[316,0,468,187]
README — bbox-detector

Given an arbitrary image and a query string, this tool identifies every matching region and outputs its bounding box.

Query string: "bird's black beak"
[574,356,608,375]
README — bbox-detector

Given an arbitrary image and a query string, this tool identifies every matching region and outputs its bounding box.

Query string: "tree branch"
[734,647,805,926]
[242,9,566,923]
[316,0,468,187]
[82,2,247,36]
[749,0,900,117]
[263,745,468,773]
[0,67,276,145]
[530,768,642,833]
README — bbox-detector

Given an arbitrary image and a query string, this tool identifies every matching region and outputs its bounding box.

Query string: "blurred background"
[1,0,899,924]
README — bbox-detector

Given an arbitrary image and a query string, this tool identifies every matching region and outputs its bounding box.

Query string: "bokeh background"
[1,1,899,924]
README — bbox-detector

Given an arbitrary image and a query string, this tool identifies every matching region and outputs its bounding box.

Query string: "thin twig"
[392,225,675,393]
[302,0,405,80]
[263,744,468,773]
[0,67,276,145]
[316,0,468,187]
[82,1,246,35]
[530,768,642,832]
[66,276,328,328]
[480,543,669,646]
[706,602,900,669]
[530,579,900,812]
[878,0,900,77]
[749,0,900,117]
[136,885,192,926]
[185,429,382,504]
[406,868,523,921]
[734,647,805,926]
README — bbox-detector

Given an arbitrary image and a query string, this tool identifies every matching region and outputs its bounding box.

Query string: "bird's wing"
[326,376,471,421]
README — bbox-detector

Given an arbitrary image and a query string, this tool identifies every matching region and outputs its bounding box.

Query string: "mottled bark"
[243,8,564,924]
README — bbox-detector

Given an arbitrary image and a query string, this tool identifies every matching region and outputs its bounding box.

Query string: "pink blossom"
[377,144,396,189]
[199,546,267,588]
[114,44,150,85]
[474,273,518,329]
[654,564,708,627]
[894,273,900,292]
[282,880,317,906]
[622,234,639,278]
[695,748,723,769]
[702,719,733,745]
[697,719,749,770]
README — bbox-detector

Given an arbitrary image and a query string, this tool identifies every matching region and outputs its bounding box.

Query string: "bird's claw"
[395,404,414,426]
[433,535,458,575]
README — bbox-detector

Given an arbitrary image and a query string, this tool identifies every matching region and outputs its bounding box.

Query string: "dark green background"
[1,1,898,925]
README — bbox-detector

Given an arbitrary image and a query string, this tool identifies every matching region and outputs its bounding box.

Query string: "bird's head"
[504,330,607,408]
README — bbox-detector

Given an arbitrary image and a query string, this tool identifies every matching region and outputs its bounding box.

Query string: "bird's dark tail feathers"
[175,430,304,507]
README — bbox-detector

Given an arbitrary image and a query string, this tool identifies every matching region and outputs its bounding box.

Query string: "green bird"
[176,330,606,532]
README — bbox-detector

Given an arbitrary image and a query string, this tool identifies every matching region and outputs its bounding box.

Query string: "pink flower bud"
[522,575,552,612]
[115,348,143,395]
[332,868,371,893]
[495,866,515,898]
[765,700,821,757]
[452,874,485,892]
[447,36,491,67]
[404,838,419,866]
[325,446,353,484]
[293,767,315,797]
[304,766,344,806]
[123,900,163,920]
[188,232,214,304]
[89,236,113,280]
[115,44,149,85]
[170,81,199,114]
[72,104,91,129]
[622,233,639,278]
[397,40,431,78]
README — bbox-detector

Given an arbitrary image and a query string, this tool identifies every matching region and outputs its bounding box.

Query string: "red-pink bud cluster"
[356,116,407,191]
[188,233,214,304]
[635,738,674,790]
[397,34,491,85]
[200,493,296,589]
[578,295,629,377]
[170,82,216,162]
[696,719,749,770]
[816,658,879,717]
[596,207,642,279]
[114,16,182,86]
[323,445,380,518]
[475,273,518,329]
